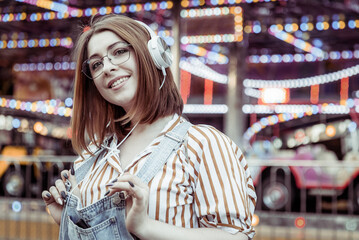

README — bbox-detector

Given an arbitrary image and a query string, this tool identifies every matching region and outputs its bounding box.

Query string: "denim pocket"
[67,216,122,239]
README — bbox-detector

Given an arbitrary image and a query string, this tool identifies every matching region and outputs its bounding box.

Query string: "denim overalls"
[59,121,191,240]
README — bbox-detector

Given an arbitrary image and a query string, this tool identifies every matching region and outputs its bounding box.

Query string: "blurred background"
[0,0,359,239]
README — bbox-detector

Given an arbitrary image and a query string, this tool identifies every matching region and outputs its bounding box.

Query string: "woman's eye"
[91,61,102,71]
[113,48,128,56]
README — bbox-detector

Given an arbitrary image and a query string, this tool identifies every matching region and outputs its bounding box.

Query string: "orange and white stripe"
[74,114,256,238]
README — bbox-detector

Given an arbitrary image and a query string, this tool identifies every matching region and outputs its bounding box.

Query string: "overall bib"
[58,121,191,240]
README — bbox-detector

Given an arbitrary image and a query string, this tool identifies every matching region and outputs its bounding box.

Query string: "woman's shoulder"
[187,123,231,144]
[184,121,244,156]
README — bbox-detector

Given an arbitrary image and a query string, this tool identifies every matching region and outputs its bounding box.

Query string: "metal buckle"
[164,132,181,143]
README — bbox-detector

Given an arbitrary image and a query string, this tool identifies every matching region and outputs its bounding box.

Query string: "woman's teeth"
[111,77,129,88]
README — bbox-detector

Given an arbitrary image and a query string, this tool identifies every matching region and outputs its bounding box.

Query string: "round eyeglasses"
[82,42,132,79]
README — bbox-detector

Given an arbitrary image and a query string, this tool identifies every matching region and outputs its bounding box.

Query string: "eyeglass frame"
[81,41,132,80]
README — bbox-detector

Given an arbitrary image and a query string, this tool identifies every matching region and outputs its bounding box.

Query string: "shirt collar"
[96,114,185,174]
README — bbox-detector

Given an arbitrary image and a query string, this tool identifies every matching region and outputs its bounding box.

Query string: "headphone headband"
[136,21,157,41]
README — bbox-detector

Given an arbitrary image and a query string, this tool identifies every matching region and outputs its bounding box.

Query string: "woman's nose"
[102,56,117,75]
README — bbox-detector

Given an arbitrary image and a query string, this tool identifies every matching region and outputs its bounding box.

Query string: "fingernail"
[105,183,113,187]
[70,165,75,175]
[61,191,67,200]
[58,198,63,205]
[104,190,110,196]
[128,181,134,187]
[111,178,117,183]
[45,193,51,199]
[63,173,69,179]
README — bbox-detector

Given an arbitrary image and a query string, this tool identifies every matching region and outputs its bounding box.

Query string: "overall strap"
[136,121,192,184]
[75,148,106,184]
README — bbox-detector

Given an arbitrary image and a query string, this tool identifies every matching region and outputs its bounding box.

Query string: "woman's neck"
[132,114,173,136]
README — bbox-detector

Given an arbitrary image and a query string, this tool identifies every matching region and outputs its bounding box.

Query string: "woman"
[42,14,256,240]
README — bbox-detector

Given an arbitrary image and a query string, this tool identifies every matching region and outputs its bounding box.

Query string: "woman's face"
[86,30,139,112]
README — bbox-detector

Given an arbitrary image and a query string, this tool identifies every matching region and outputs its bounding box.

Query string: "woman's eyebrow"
[88,41,128,59]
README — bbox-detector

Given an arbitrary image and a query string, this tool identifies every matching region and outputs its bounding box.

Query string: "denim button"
[112,195,122,206]
[119,192,126,200]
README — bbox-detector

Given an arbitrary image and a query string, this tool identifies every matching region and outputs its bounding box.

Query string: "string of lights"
[244,16,359,34]
[181,56,223,65]
[4,29,172,53]
[181,34,241,44]
[15,0,80,14]
[0,97,73,117]
[269,26,325,58]
[243,113,296,141]
[242,101,357,115]
[13,61,76,72]
[180,0,287,8]
[244,88,261,99]
[243,64,359,89]
[0,1,173,23]
[183,104,228,114]
[181,44,229,64]
[179,58,228,84]
[242,112,315,147]
[0,37,73,49]
[181,6,237,17]
[1,95,229,118]
[247,50,359,64]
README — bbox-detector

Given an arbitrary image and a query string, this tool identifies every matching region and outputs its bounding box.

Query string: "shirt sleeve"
[188,125,256,239]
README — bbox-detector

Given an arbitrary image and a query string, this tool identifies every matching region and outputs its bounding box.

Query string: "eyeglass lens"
[82,42,131,79]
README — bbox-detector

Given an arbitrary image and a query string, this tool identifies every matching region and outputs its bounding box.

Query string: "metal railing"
[0,155,75,240]
[1,156,359,239]
[0,155,74,199]
[248,158,359,240]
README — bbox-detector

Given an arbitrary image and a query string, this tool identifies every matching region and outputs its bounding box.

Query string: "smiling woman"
[41,14,256,240]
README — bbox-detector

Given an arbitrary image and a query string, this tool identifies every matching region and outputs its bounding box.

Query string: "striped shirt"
[74,114,256,238]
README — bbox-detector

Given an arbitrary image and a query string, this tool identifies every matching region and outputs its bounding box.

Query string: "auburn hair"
[71,14,183,155]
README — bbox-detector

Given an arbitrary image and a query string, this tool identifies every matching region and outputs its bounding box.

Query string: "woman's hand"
[105,174,249,240]
[105,173,150,234]
[41,166,79,225]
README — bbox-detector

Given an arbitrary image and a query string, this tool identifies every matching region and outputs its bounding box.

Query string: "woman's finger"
[104,181,131,197]
[55,178,66,192]
[126,180,148,205]
[115,174,148,189]
[61,169,79,194]
[51,180,66,205]
[61,170,70,182]
[106,175,148,202]
[67,168,77,185]
[42,190,55,205]
[60,170,72,192]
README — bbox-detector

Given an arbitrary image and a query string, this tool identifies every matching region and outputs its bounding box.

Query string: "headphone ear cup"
[147,36,173,69]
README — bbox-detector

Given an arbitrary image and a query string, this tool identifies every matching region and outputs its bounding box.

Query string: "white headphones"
[136,20,173,89]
